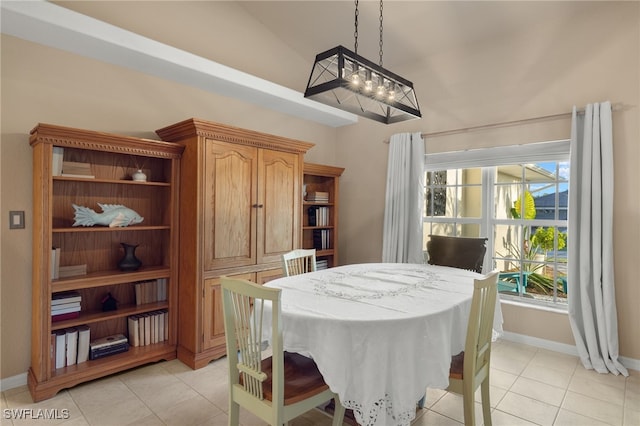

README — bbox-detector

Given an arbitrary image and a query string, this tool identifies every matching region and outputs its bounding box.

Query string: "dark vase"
[118,243,142,271]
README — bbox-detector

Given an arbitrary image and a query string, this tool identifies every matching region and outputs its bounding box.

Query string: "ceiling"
[237,1,594,70]
[3,1,612,126]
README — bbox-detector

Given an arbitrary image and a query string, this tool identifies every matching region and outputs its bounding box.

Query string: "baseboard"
[2,335,638,393]
[0,372,27,392]
[501,331,640,373]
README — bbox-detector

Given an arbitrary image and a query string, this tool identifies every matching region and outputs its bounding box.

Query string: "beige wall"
[0,2,339,378]
[2,1,639,381]
[336,2,639,358]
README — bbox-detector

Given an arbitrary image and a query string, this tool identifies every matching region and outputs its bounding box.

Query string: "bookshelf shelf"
[53,176,171,186]
[302,163,344,269]
[50,301,169,331]
[51,266,171,292]
[28,123,183,402]
[52,225,171,233]
[47,342,175,383]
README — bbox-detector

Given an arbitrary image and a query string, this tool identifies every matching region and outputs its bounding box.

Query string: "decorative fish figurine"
[72,203,144,228]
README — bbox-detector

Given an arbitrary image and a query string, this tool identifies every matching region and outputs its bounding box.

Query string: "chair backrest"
[221,277,285,405]
[282,249,317,277]
[427,235,488,273]
[463,271,499,384]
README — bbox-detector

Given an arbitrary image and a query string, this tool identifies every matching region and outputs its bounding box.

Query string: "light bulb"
[376,76,386,97]
[364,70,373,91]
[351,63,360,86]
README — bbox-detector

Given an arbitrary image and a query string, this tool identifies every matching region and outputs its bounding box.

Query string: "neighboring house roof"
[534,190,568,208]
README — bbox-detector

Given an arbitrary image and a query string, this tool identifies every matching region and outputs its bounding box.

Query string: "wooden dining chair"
[426,235,488,273]
[446,271,499,426]
[282,249,317,277]
[221,276,345,426]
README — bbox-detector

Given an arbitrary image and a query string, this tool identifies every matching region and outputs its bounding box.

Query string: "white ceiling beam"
[0,0,357,128]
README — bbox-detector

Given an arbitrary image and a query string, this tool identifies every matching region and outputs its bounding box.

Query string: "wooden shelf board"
[53,176,170,186]
[51,301,169,330]
[52,225,170,233]
[52,266,170,292]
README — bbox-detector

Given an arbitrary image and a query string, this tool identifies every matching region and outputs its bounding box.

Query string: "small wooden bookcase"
[302,163,345,269]
[28,123,183,401]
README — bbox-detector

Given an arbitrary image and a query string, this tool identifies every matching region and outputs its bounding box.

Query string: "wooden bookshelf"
[302,163,344,269]
[28,123,183,401]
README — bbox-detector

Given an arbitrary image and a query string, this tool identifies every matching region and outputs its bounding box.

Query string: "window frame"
[424,140,570,308]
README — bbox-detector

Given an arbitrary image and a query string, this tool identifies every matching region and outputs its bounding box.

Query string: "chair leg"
[462,388,475,426]
[481,379,492,426]
[228,400,240,426]
[331,396,346,426]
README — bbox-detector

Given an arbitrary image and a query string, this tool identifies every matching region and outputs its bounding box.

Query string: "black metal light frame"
[304,45,421,124]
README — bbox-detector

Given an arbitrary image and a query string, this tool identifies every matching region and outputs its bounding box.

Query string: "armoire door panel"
[203,273,254,351]
[204,141,258,270]
[258,149,300,264]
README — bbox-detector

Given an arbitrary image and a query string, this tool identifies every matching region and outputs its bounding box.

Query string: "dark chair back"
[426,235,488,273]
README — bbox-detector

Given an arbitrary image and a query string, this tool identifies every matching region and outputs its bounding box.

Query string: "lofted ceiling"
[3,1,612,126]
[237,0,592,71]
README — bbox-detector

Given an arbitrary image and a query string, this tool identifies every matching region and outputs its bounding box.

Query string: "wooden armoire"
[156,118,313,368]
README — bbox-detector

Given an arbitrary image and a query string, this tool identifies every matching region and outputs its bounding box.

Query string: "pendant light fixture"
[304,0,421,124]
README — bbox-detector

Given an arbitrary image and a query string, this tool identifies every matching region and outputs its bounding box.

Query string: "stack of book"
[134,278,167,305]
[89,334,129,360]
[51,291,81,322]
[61,160,94,178]
[58,264,87,278]
[306,191,329,203]
[51,325,90,369]
[316,259,329,270]
[127,310,168,347]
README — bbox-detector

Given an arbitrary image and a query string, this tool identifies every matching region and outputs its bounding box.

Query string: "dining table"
[261,262,503,426]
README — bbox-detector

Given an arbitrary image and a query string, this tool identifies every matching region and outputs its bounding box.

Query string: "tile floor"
[2,339,638,426]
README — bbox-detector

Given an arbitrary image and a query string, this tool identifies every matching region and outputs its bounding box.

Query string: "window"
[423,141,570,307]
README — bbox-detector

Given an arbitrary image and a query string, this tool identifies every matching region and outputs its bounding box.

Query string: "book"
[313,229,331,250]
[52,311,80,322]
[54,330,66,369]
[59,173,96,179]
[90,342,129,360]
[308,206,330,227]
[89,333,128,350]
[50,247,60,280]
[50,333,56,370]
[143,314,151,346]
[58,264,87,278]
[51,301,81,311]
[52,147,64,176]
[128,315,140,347]
[76,325,90,364]
[151,313,158,344]
[164,310,169,341]
[307,191,329,202]
[52,291,81,306]
[65,327,78,366]
[51,305,81,316]
[61,161,92,177]
[158,310,166,343]
[138,313,145,346]
[134,279,167,305]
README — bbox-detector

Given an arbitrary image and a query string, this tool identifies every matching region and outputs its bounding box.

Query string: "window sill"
[499,294,569,314]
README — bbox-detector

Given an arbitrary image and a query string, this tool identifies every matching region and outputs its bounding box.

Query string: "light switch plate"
[9,211,25,229]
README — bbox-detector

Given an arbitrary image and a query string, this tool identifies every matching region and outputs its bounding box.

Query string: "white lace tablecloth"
[262,263,503,426]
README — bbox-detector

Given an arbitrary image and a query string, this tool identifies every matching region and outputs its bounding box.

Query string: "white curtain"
[568,101,628,376]
[382,132,425,263]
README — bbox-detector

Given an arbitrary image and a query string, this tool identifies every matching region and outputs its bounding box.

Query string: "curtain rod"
[384,102,625,142]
